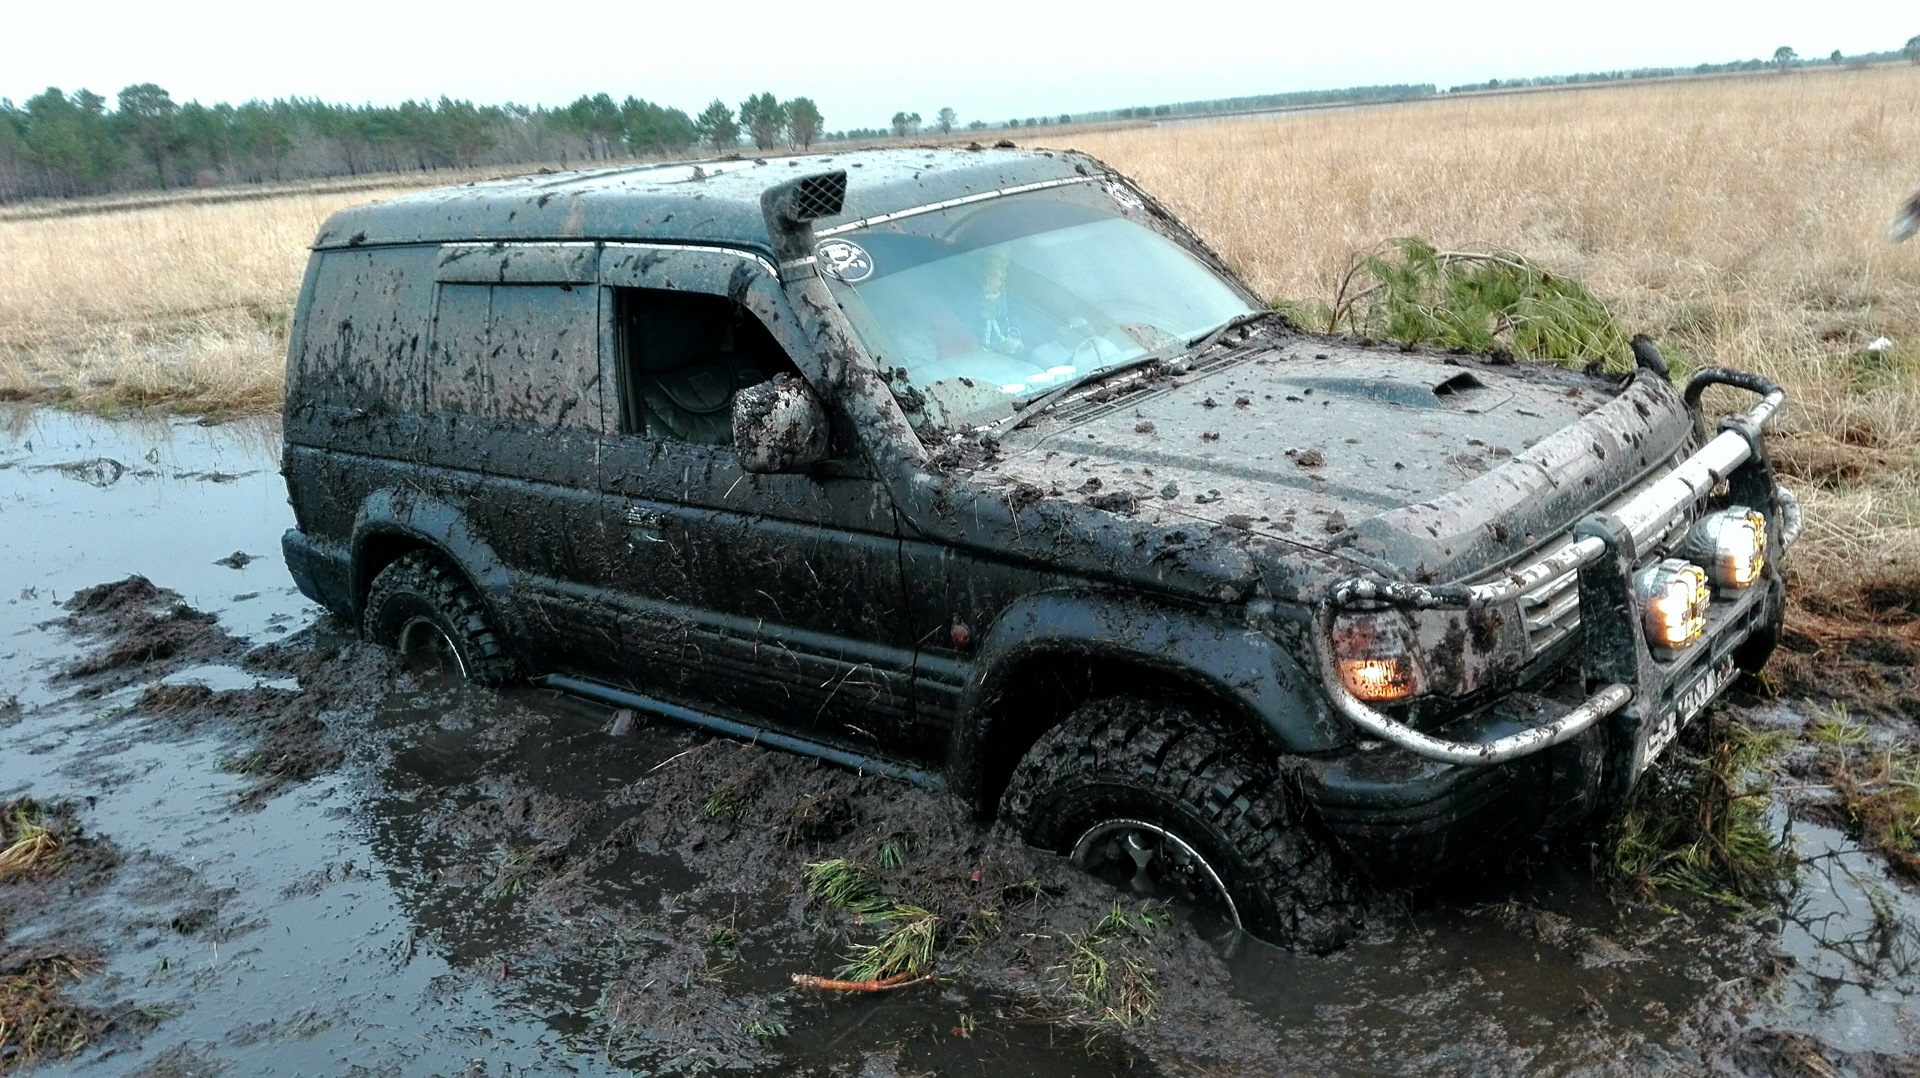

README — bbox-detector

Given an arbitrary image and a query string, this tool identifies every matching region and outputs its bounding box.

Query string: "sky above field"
[4,0,1915,128]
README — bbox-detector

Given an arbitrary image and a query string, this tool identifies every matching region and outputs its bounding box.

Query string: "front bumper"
[1303,368,1797,879]
[1309,571,1785,881]
[283,528,354,622]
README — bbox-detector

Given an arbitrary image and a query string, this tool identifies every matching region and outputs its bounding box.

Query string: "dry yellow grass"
[0,803,59,882]
[0,187,422,415]
[2,65,1917,628]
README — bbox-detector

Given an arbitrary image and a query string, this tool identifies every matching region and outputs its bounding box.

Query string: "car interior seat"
[625,293,783,445]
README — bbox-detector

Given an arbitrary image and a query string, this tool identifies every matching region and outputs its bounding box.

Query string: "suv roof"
[313,146,1096,253]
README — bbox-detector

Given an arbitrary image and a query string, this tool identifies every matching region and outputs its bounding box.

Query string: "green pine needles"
[1292,238,1631,372]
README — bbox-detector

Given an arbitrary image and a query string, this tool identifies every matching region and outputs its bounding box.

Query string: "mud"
[57,578,242,686]
[1,800,139,1069]
[3,404,1920,1075]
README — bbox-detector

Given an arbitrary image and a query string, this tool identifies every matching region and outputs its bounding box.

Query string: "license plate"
[1639,655,1738,771]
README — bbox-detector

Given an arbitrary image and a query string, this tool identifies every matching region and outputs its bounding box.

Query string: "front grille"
[1494,453,1703,657]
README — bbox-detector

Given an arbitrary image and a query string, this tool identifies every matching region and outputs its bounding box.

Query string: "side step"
[533,673,948,792]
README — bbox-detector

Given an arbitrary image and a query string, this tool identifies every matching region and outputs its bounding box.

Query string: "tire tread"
[1003,696,1362,951]
[363,551,518,686]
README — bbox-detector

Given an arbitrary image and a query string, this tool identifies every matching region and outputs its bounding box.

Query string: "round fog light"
[1683,506,1767,590]
[1339,657,1419,702]
[1635,559,1710,650]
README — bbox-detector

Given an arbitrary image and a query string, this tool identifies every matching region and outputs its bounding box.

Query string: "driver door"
[585,247,924,756]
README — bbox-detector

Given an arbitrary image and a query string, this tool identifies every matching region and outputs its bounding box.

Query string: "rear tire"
[1001,696,1363,952]
[362,551,518,686]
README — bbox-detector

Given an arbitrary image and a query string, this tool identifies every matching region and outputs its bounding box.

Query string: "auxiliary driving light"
[1682,506,1767,590]
[1332,613,1425,702]
[1340,657,1420,702]
[1634,559,1711,650]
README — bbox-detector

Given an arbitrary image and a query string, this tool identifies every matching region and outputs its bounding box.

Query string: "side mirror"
[734,374,831,474]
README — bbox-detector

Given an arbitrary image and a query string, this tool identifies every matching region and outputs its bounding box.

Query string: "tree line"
[0,86,833,202]
[1448,39,1920,93]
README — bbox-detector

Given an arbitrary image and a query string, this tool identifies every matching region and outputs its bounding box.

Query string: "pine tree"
[738,93,786,151]
[783,97,823,150]
[696,99,738,151]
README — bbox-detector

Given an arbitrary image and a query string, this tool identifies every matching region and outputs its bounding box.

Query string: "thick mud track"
[4,405,1919,1075]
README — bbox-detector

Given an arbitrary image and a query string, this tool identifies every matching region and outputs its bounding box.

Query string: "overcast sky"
[4,1,1914,128]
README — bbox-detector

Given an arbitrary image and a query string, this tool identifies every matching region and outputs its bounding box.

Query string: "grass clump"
[700,761,767,822]
[0,954,104,1067]
[802,858,890,917]
[1606,720,1794,906]
[839,905,942,982]
[744,1018,787,1044]
[799,851,1033,985]
[1297,238,1630,371]
[0,801,62,882]
[1058,903,1165,1029]
[876,830,917,871]
[483,846,538,904]
[802,858,943,981]
[1808,706,1869,746]
[1817,728,1920,879]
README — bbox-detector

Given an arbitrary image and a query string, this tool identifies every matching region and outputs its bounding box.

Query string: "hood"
[972,335,1693,588]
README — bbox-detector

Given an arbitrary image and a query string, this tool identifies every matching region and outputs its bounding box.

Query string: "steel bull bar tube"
[1313,370,1791,766]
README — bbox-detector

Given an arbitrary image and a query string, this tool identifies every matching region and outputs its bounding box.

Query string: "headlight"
[1332,611,1425,702]
[1683,506,1767,590]
[1635,559,1710,650]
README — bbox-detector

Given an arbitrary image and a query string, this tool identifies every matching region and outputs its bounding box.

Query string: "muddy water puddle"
[2,405,1917,1075]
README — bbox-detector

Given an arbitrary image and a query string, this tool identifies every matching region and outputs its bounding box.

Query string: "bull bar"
[1311,368,1801,766]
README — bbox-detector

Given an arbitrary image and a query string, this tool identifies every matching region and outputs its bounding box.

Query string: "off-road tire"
[363,551,518,686]
[1002,696,1363,952]
[1734,600,1784,678]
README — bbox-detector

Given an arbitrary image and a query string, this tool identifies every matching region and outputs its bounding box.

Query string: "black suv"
[281,147,1798,947]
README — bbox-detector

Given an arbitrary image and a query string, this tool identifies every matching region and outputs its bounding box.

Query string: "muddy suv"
[281,148,1798,947]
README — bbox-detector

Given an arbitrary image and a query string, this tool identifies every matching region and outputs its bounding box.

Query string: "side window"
[292,246,436,414]
[427,282,599,427]
[614,288,798,445]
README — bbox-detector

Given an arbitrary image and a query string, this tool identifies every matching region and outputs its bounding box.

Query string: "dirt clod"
[59,576,241,684]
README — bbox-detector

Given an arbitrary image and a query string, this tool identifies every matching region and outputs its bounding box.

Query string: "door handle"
[624,505,666,542]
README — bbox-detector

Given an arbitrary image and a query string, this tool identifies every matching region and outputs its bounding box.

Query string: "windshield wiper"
[1186,308,1276,354]
[982,353,1169,439]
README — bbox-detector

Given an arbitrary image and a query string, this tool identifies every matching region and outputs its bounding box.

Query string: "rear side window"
[292,246,436,413]
[427,283,600,428]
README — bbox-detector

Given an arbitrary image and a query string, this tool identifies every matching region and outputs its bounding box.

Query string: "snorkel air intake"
[758,170,926,466]
[760,170,847,264]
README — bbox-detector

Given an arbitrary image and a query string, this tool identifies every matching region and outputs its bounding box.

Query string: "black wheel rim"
[1069,818,1241,934]
[396,616,468,679]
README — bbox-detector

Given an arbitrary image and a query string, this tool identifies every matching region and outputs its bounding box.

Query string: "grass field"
[0,186,425,415]
[3,64,1918,659]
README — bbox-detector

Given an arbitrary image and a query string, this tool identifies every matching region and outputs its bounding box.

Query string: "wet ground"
[2,404,1918,1076]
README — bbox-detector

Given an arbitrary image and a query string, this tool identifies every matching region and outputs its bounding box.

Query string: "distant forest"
[3,39,1915,204]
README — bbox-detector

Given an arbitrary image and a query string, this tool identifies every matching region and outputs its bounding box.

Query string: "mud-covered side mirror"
[734,374,831,474]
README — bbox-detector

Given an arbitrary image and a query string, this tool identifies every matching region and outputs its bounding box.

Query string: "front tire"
[362,551,518,686]
[1734,578,1787,678]
[1001,696,1363,952]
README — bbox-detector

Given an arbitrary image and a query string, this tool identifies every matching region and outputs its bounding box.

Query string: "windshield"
[821,183,1257,429]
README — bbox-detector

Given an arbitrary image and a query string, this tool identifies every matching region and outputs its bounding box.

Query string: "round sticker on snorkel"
[816,239,874,283]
